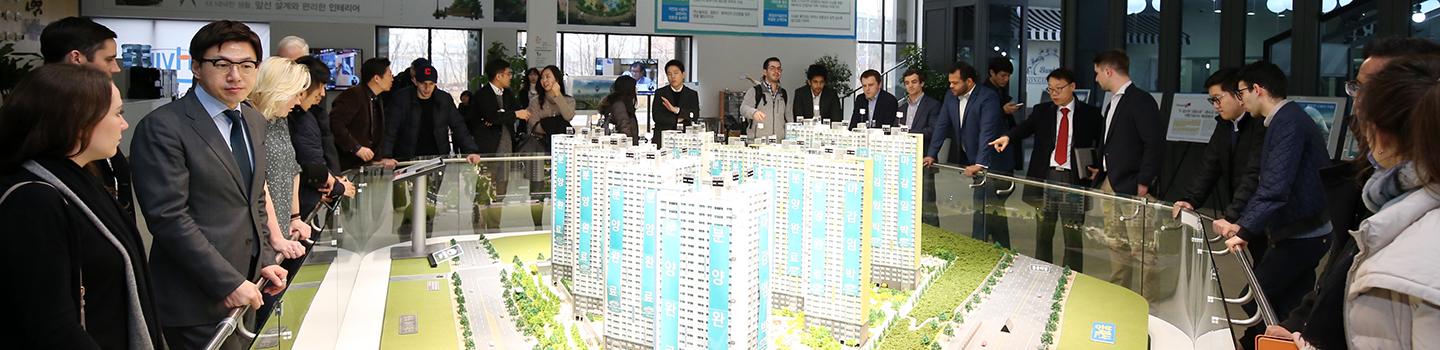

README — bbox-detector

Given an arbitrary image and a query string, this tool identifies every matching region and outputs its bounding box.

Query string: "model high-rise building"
[795,150,873,344]
[602,148,699,350]
[564,132,632,315]
[657,171,771,350]
[860,128,923,290]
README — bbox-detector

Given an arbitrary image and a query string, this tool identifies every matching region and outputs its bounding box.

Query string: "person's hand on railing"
[270,235,304,260]
[259,265,288,296]
[465,154,482,164]
[1086,166,1100,181]
[922,156,936,167]
[339,176,356,197]
[963,164,984,177]
[1171,201,1194,218]
[1225,235,1248,253]
[988,136,1011,152]
[1137,184,1150,198]
[290,218,312,241]
[223,281,264,309]
[1212,219,1241,238]
[379,158,398,169]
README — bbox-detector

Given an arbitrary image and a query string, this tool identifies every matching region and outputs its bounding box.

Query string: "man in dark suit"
[1091,50,1166,288]
[924,61,1013,247]
[990,68,1103,270]
[468,60,530,228]
[984,56,1025,173]
[794,64,844,123]
[379,64,483,164]
[129,21,287,350]
[652,59,700,148]
[1215,61,1332,346]
[1171,68,1267,260]
[850,69,900,130]
[331,57,394,171]
[898,68,941,226]
[41,17,134,215]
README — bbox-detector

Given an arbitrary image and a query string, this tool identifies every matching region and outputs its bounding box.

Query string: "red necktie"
[1056,107,1070,165]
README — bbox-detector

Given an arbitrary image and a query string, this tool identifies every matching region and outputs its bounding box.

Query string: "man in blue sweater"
[1215,61,1332,347]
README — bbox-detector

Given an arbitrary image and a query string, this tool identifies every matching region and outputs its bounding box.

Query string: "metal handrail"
[204,202,336,350]
[930,164,1281,328]
[394,155,551,166]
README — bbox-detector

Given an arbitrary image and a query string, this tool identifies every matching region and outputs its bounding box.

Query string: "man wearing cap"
[379,64,483,166]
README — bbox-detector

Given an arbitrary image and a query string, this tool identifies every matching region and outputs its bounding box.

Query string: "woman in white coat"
[1345,55,1440,349]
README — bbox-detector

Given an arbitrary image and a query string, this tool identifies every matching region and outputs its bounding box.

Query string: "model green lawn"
[874,225,1006,350]
[490,233,551,263]
[251,264,329,350]
[381,258,459,350]
[1058,273,1148,349]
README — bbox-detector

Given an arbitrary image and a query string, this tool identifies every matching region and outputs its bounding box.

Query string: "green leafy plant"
[813,54,853,96]
[478,42,528,93]
[0,42,42,101]
[899,44,949,99]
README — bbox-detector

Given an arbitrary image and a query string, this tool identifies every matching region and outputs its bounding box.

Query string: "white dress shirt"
[1102,80,1132,170]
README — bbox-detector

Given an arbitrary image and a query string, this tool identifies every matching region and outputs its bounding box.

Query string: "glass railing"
[225,154,1270,350]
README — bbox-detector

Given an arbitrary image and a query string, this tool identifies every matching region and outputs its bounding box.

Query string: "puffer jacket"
[1346,187,1440,349]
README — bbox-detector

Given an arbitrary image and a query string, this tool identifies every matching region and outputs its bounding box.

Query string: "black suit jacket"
[1178,113,1266,221]
[130,91,275,326]
[651,85,701,146]
[1009,101,1104,204]
[330,86,384,170]
[793,86,844,123]
[382,87,481,160]
[1097,84,1166,195]
[468,85,522,154]
[899,93,942,151]
[850,90,900,130]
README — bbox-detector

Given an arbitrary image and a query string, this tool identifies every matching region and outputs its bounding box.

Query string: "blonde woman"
[250,57,311,261]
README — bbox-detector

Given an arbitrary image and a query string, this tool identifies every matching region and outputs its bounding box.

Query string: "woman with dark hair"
[1341,55,1440,349]
[601,75,640,143]
[458,90,473,117]
[0,64,163,349]
[514,68,541,142]
[523,65,575,227]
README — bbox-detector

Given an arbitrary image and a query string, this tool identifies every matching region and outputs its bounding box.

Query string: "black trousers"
[1240,235,1328,350]
[1036,168,1086,271]
[972,177,1011,248]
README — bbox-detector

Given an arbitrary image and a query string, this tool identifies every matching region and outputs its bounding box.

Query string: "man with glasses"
[741,57,791,140]
[1171,68,1268,262]
[989,68,1102,270]
[1215,61,1332,349]
[130,20,288,350]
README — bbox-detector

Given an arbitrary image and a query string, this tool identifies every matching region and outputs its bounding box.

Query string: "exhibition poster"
[561,0,637,26]
[657,0,855,38]
[1164,93,1217,143]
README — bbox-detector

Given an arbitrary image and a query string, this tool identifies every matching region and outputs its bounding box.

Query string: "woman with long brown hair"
[0,64,163,349]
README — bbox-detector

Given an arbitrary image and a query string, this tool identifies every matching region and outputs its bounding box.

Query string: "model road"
[962,255,1064,349]
[452,240,533,350]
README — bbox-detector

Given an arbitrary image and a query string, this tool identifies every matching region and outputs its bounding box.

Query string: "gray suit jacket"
[130,90,275,326]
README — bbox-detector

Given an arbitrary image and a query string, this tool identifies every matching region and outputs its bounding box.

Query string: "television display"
[596,58,659,93]
[311,48,362,90]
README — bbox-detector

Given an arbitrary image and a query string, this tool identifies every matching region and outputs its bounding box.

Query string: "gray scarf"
[1362,160,1424,213]
[22,161,154,350]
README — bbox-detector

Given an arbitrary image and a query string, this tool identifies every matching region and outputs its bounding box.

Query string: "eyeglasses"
[1206,95,1230,105]
[199,58,259,74]
[1045,83,1073,95]
[1345,80,1361,97]
[1236,86,1254,95]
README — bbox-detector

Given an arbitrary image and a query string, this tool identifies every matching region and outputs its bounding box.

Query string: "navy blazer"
[900,93,941,151]
[1097,83,1166,195]
[1236,102,1330,242]
[927,84,1011,171]
[850,90,900,130]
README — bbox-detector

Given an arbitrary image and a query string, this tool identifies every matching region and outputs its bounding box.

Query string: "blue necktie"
[224,110,252,193]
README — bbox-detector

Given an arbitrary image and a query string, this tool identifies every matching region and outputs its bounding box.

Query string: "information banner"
[656,0,854,38]
[1165,93,1218,143]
